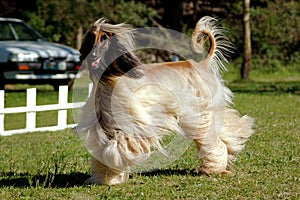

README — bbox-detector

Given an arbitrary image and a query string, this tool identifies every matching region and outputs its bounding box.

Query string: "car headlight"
[9,52,39,62]
[66,54,80,62]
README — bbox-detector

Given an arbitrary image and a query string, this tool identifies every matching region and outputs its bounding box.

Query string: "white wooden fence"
[0,85,92,136]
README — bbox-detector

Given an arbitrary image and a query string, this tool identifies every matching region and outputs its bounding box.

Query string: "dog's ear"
[79,25,114,63]
[94,31,114,44]
[79,27,97,63]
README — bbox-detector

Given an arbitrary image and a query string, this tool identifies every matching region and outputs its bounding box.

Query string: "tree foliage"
[1,0,299,74]
[2,0,158,47]
[250,0,300,71]
[221,0,299,72]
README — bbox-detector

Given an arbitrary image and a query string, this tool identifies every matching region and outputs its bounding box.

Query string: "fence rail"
[0,85,91,136]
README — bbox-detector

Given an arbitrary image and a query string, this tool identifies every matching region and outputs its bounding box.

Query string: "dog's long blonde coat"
[78,16,254,185]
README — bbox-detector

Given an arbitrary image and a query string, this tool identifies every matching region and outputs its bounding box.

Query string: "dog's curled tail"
[191,16,233,74]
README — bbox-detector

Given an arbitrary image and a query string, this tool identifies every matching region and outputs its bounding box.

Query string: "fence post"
[26,88,36,130]
[88,83,93,96]
[57,85,68,128]
[0,90,4,134]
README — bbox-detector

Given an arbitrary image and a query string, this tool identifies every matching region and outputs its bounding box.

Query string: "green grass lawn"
[0,70,299,199]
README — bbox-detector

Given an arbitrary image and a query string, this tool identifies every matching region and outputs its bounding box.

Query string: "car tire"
[0,73,5,90]
[52,79,74,91]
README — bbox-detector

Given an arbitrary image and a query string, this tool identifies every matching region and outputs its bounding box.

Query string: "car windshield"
[0,21,45,41]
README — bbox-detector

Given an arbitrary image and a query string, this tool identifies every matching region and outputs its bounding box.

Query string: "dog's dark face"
[80,26,142,84]
[79,28,113,67]
[79,28,116,82]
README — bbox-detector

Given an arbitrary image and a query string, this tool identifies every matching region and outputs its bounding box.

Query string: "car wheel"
[0,73,5,90]
[52,83,60,91]
[52,79,74,91]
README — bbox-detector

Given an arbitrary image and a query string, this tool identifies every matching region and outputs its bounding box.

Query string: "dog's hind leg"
[180,109,229,174]
[193,109,254,174]
[86,157,129,185]
[220,109,254,169]
[194,130,229,174]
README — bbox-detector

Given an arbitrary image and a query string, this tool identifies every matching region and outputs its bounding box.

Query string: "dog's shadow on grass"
[134,168,203,177]
[0,172,90,188]
[0,169,203,188]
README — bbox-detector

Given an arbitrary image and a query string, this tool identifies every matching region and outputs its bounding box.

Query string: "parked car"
[0,17,81,90]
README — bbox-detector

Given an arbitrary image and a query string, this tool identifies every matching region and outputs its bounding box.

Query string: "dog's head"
[79,18,141,83]
[79,18,140,82]
[79,19,114,69]
[79,18,137,65]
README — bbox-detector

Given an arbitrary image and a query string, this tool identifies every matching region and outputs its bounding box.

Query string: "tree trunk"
[76,25,83,50]
[241,0,252,80]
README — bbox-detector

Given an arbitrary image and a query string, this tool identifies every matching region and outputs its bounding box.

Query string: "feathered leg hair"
[191,17,254,174]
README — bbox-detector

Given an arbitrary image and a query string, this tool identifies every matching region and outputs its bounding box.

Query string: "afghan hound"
[77,16,254,185]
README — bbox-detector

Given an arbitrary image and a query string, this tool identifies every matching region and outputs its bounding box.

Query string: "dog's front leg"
[194,134,229,174]
[86,157,129,185]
